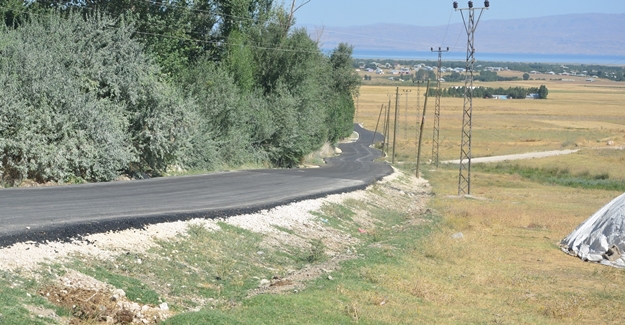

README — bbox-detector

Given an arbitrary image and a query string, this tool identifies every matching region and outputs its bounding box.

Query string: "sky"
[293,0,625,27]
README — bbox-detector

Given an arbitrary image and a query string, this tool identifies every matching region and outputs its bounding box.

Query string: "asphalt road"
[0,124,391,246]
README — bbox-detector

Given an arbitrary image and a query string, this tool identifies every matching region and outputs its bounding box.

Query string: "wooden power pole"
[392,87,400,164]
[416,81,431,178]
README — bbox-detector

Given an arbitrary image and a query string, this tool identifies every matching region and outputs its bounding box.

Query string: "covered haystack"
[561,193,625,267]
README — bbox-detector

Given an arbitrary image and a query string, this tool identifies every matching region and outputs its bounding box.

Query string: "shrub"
[0,12,194,185]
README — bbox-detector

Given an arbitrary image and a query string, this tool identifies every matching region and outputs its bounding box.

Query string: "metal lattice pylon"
[455,2,488,195]
[431,47,449,167]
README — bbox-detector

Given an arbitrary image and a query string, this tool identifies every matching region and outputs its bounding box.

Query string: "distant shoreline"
[344,50,625,65]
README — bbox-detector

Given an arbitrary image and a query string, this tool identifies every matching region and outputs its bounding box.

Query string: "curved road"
[0,124,391,246]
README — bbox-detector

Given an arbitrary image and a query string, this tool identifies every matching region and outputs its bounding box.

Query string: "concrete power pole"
[431,47,449,168]
[454,0,489,195]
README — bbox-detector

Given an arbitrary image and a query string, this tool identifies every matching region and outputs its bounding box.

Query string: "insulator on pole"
[468,1,473,8]
[484,0,489,8]
[453,1,458,9]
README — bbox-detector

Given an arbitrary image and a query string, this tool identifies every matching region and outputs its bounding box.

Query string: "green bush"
[0,13,194,185]
[1,4,361,184]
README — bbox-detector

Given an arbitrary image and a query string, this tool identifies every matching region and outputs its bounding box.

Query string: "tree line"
[443,71,519,82]
[357,58,625,82]
[0,1,360,186]
[428,85,548,99]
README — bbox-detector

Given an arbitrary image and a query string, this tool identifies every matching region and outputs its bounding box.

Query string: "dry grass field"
[356,75,625,323]
[356,75,625,162]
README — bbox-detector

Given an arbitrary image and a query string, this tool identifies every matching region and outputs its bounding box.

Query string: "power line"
[0,5,329,56]
[608,56,625,65]
[131,0,272,24]
[133,0,215,15]
[318,29,422,46]
[440,8,454,47]
[134,31,326,55]
[450,25,465,51]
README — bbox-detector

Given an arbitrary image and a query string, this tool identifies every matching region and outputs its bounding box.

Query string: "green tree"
[415,69,436,81]
[478,70,498,81]
[445,71,464,82]
[327,43,361,142]
[523,72,530,80]
[225,30,257,92]
[538,85,549,99]
[2,0,364,178]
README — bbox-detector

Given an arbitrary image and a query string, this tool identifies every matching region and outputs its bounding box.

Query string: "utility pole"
[385,95,392,155]
[402,89,411,140]
[372,104,385,147]
[454,0,489,195]
[392,87,400,164]
[415,81,422,157]
[381,104,388,155]
[416,81,431,178]
[431,47,449,168]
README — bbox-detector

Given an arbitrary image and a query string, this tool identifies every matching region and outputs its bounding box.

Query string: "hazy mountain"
[306,13,625,55]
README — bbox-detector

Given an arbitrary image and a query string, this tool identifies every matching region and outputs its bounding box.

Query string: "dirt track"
[443,146,625,164]
[442,149,580,164]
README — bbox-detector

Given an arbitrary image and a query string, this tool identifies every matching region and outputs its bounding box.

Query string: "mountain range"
[304,13,625,56]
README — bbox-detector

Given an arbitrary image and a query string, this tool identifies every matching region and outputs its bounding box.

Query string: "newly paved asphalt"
[0,124,391,246]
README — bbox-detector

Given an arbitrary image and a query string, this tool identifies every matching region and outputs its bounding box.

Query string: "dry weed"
[344,301,360,322]
[38,271,170,324]
[358,267,380,284]
[539,295,584,320]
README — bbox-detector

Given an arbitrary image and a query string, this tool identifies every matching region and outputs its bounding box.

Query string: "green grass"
[473,163,625,191]
[162,196,436,325]
[66,221,311,313]
[303,239,326,264]
[311,202,357,233]
[272,225,296,235]
[320,203,355,223]
[0,272,63,325]
[82,266,161,305]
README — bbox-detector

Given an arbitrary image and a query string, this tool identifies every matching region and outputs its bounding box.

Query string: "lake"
[350,50,625,65]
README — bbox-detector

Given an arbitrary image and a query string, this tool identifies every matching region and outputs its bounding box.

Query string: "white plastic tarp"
[561,192,625,268]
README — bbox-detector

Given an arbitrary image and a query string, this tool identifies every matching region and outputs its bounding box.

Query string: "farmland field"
[356,73,625,323]
[356,74,625,163]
